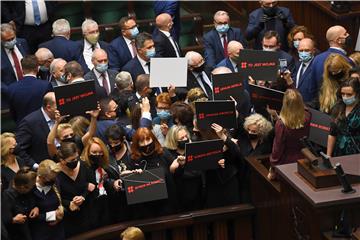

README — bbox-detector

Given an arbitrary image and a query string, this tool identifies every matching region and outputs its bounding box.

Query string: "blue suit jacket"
[216,57,250,92]
[121,57,146,83]
[38,36,80,62]
[16,109,51,167]
[76,39,109,74]
[245,7,295,51]
[84,69,118,93]
[311,48,354,88]
[5,76,53,124]
[204,27,247,69]
[108,36,133,72]
[295,60,317,103]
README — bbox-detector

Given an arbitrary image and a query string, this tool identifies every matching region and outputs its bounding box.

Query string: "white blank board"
[150,57,187,88]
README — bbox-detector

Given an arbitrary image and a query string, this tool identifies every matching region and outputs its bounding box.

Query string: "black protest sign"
[212,72,245,103]
[195,100,237,129]
[122,168,168,205]
[308,108,331,147]
[185,139,224,171]
[54,80,97,116]
[249,83,284,114]
[237,49,278,82]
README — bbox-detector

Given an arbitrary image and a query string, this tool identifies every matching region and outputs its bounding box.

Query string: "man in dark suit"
[311,25,354,87]
[122,32,155,83]
[1,1,57,53]
[153,0,180,42]
[204,10,247,70]
[16,92,57,169]
[77,19,109,74]
[35,47,54,81]
[185,51,213,100]
[5,55,53,124]
[108,17,139,71]
[84,48,118,95]
[262,30,295,78]
[49,58,67,87]
[39,18,80,62]
[153,13,181,58]
[245,0,295,51]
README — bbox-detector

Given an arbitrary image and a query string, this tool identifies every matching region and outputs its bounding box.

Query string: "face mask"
[145,48,156,58]
[177,139,189,150]
[340,35,352,48]
[130,27,139,38]
[298,51,313,63]
[39,65,49,72]
[215,24,229,34]
[62,136,75,143]
[343,95,356,106]
[66,159,79,169]
[86,33,99,45]
[43,179,55,186]
[10,145,21,155]
[110,143,123,153]
[192,64,205,73]
[89,155,103,167]
[140,141,155,156]
[247,132,258,140]
[263,7,277,17]
[329,71,345,81]
[95,63,108,73]
[59,74,68,83]
[293,40,300,49]
[2,38,17,49]
[191,131,202,142]
[263,47,277,52]
[157,110,171,120]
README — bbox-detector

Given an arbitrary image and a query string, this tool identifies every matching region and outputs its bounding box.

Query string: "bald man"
[35,47,54,81]
[312,25,354,86]
[84,48,119,95]
[216,41,244,72]
[49,58,67,86]
[153,13,182,57]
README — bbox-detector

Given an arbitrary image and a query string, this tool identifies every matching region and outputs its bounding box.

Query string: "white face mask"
[263,47,277,52]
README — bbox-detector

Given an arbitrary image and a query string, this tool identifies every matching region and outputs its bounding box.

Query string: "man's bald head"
[212,66,232,75]
[35,48,54,69]
[298,38,315,50]
[156,13,173,31]
[326,25,349,49]
[228,41,243,60]
[185,51,204,68]
[92,48,108,61]
[50,58,67,79]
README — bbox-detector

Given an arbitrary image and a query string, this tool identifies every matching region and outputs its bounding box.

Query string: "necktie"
[101,73,110,95]
[91,45,96,52]
[198,72,213,100]
[222,34,228,57]
[145,62,150,73]
[10,49,23,80]
[130,41,137,57]
[32,0,41,26]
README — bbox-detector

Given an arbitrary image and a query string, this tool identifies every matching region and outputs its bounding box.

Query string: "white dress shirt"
[4,46,24,80]
[83,40,100,70]
[137,55,150,74]
[24,0,48,25]
[123,36,136,58]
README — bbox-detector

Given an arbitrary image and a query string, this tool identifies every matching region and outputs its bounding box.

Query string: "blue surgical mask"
[95,63,108,73]
[215,24,229,34]
[2,38,17,49]
[146,48,156,58]
[343,95,356,105]
[59,74,67,83]
[157,110,171,120]
[293,40,300,49]
[39,65,49,72]
[130,27,139,38]
[298,51,313,63]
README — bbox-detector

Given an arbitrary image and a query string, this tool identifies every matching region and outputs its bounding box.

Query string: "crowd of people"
[1,0,360,239]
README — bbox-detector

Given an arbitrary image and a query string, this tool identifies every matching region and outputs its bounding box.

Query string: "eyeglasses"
[124,24,139,31]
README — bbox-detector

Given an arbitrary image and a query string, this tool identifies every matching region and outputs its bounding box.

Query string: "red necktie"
[11,49,23,80]
[101,73,110,95]
[222,34,228,57]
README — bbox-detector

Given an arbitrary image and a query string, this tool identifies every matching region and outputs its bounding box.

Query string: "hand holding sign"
[140,97,151,113]
[211,123,227,141]
[167,84,176,98]
[218,159,225,168]
[86,103,101,118]
[54,110,70,124]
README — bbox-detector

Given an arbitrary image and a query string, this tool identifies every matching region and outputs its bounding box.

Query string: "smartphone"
[279,59,288,74]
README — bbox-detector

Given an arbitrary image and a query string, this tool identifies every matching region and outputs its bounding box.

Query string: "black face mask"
[62,136,75,143]
[191,131,202,142]
[192,64,205,73]
[89,155,103,167]
[110,143,123,153]
[177,139,189,150]
[263,6,277,17]
[247,132,259,140]
[329,71,345,81]
[66,159,79,169]
[344,35,352,48]
[11,145,21,155]
[140,141,155,156]
[43,179,55,186]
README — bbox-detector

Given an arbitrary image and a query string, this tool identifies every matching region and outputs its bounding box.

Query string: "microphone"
[334,163,356,194]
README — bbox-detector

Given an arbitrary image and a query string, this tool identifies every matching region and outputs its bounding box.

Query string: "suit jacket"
[5,75,53,124]
[38,36,81,62]
[245,7,295,51]
[153,28,181,57]
[121,57,146,83]
[108,36,133,72]
[311,48,354,88]
[76,40,109,74]
[187,70,213,98]
[204,27,247,69]
[15,109,51,167]
[84,69,118,94]
[295,60,317,103]
[153,1,180,42]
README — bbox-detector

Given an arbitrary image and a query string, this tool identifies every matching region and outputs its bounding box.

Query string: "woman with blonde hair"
[270,89,311,171]
[1,132,26,191]
[319,53,351,113]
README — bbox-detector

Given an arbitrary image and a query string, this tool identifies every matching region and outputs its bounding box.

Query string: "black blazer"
[153,28,181,57]
[186,70,212,97]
